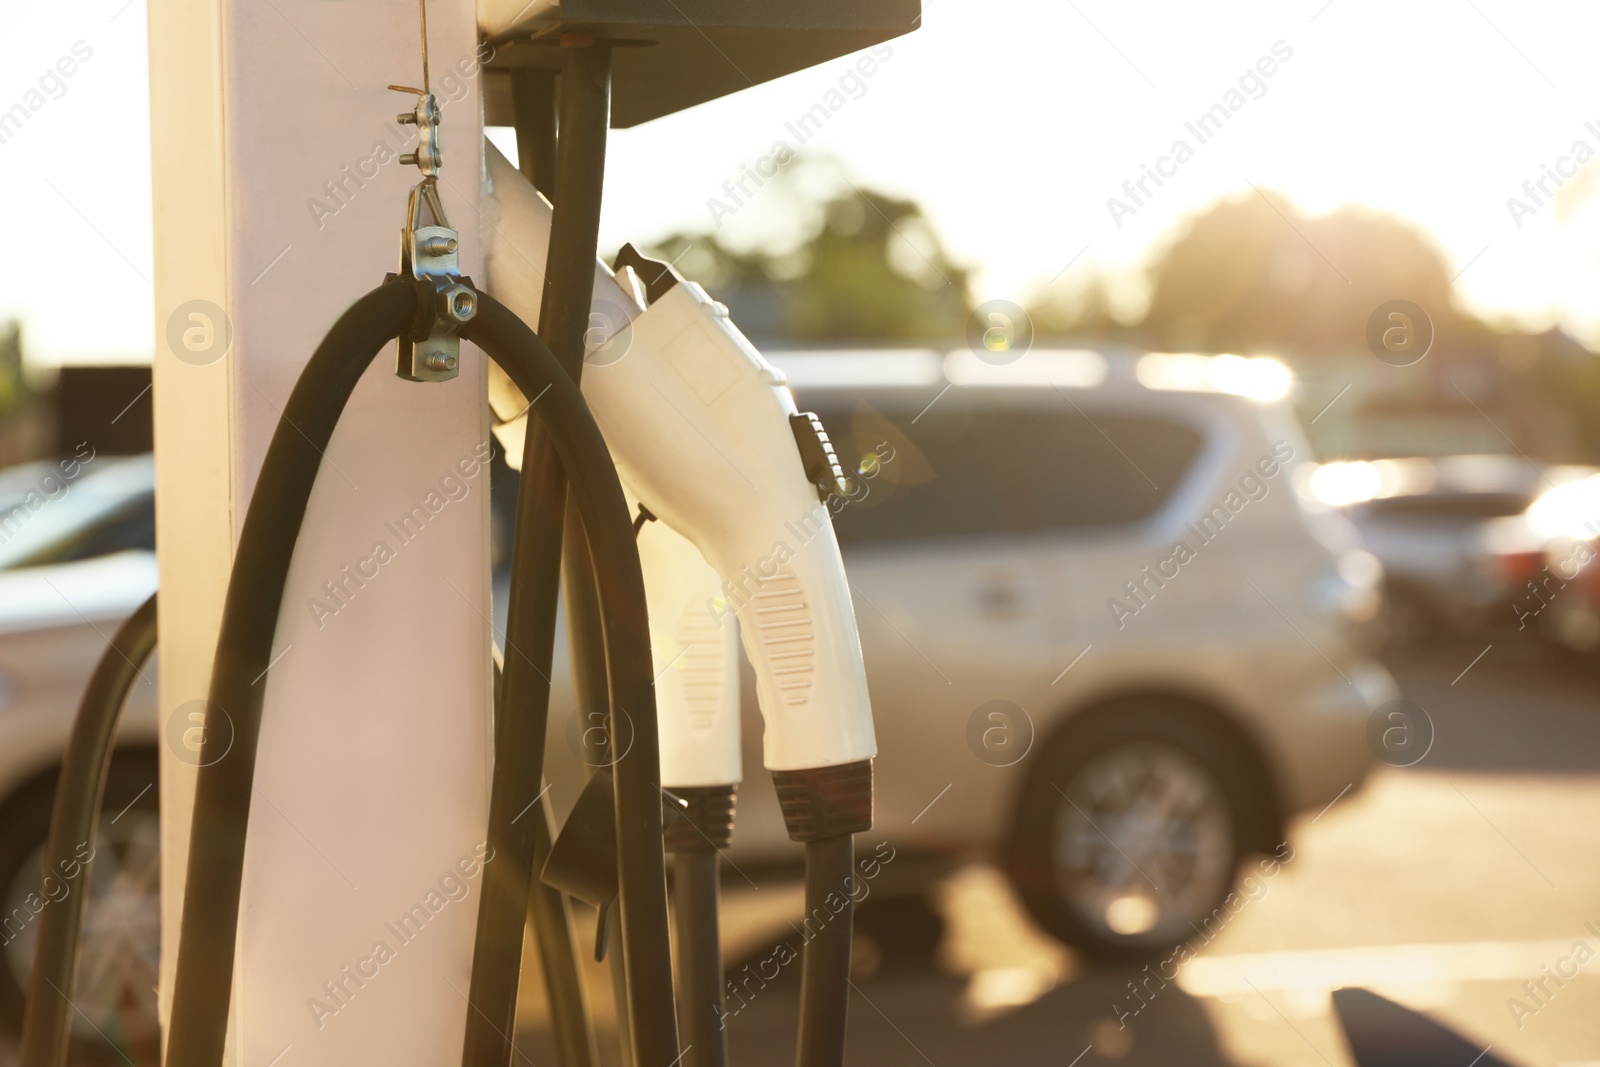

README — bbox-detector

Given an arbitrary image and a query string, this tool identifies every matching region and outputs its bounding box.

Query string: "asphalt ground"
[513,635,1600,1067]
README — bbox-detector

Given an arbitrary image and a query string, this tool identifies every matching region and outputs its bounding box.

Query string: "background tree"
[1032,192,1466,354]
[638,157,972,343]
[1032,191,1600,461]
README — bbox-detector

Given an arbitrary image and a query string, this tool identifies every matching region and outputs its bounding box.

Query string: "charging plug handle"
[772,759,873,842]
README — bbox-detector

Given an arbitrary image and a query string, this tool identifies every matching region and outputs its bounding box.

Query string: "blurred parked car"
[649,347,1395,963]
[1516,472,1600,652]
[0,452,159,1062]
[1307,455,1596,646]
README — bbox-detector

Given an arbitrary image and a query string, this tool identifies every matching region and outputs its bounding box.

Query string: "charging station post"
[147,2,493,1062]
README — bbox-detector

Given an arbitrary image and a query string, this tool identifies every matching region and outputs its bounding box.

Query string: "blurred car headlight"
[1527,474,1600,541]
[1306,461,1384,507]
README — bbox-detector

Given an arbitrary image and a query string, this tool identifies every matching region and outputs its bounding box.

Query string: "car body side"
[719,375,1388,867]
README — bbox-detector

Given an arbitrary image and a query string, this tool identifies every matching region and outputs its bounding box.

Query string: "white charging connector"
[481,143,740,792]
[583,278,876,774]
[482,141,875,789]
[633,501,743,789]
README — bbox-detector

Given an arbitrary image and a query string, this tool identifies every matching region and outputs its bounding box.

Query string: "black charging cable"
[16,595,600,1067]
[465,37,619,1067]
[18,594,157,1067]
[492,647,599,1067]
[665,788,734,1067]
[472,289,681,1067]
[773,762,873,1067]
[796,836,856,1067]
[161,280,679,1067]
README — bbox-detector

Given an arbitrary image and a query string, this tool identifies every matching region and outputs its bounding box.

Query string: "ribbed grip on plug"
[771,760,873,842]
[663,784,737,852]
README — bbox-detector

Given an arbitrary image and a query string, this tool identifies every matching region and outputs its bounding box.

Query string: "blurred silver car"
[0,452,159,1062]
[704,347,1395,961]
[1306,455,1595,644]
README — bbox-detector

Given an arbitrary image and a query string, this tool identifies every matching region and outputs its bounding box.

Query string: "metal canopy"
[483,0,921,128]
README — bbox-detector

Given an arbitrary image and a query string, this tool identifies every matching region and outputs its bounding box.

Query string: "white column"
[149,2,492,1063]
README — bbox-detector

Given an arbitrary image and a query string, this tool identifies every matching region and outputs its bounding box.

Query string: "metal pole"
[510,69,559,196]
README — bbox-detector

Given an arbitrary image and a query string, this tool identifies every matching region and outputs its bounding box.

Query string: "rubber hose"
[543,49,626,1067]
[509,68,558,197]
[164,281,678,1067]
[492,654,598,1067]
[672,849,726,1067]
[530,798,595,1067]
[22,457,595,1067]
[536,41,610,367]
[466,292,679,1067]
[531,796,595,1067]
[164,280,415,1067]
[464,375,572,1066]
[19,593,158,1067]
[465,38,620,1067]
[472,52,598,1067]
[796,835,855,1067]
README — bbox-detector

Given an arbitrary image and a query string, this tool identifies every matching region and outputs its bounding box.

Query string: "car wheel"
[1005,703,1269,964]
[0,751,161,1066]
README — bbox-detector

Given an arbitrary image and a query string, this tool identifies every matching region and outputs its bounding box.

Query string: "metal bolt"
[400,152,417,166]
[425,351,458,372]
[397,112,416,125]
[423,235,459,256]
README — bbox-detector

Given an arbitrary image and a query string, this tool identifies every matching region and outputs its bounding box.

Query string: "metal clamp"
[390,83,473,382]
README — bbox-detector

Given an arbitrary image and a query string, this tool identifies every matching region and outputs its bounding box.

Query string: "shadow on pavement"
[1383,637,1600,775]
[724,961,1238,1066]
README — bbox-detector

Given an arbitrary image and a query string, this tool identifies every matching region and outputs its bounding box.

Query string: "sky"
[5,0,1600,362]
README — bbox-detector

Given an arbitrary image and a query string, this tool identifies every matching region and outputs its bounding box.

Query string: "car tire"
[1005,701,1272,965]
[0,750,161,1066]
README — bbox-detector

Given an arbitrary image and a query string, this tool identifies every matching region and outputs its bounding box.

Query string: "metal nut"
[446,288,477,323]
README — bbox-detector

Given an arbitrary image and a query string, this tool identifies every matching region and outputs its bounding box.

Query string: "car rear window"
[806,398,1205,545]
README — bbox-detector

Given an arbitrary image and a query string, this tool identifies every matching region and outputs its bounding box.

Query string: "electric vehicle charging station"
[18,3,920,1067]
